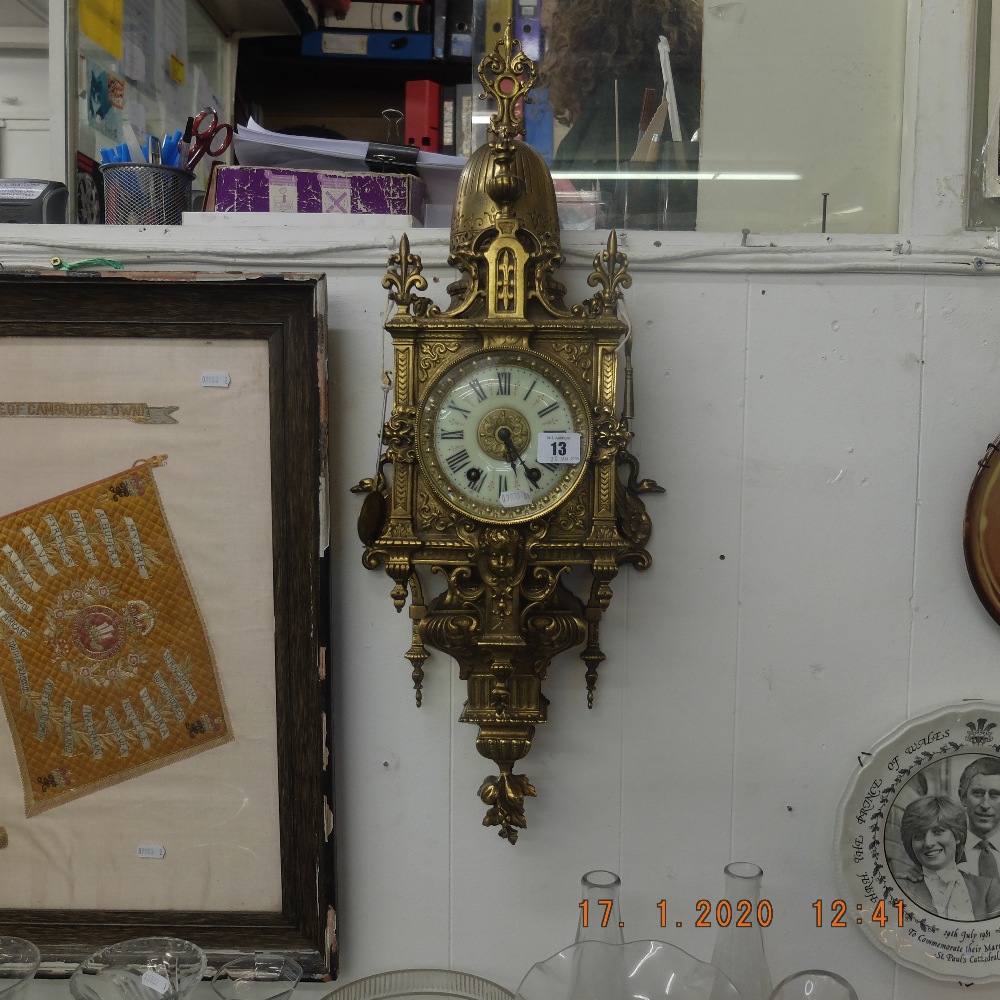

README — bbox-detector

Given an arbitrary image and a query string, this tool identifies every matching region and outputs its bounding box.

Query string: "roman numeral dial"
[417,349,592,524]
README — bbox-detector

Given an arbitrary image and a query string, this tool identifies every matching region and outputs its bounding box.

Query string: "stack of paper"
[233,118,467,206]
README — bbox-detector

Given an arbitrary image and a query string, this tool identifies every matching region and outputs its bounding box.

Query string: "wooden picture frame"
[0,273,334,978]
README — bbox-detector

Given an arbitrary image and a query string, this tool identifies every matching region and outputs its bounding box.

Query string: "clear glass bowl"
[321,969,513,1000]
[769,970,858,1000]
[69,937,207,1000]
[0,937,41,1000]
[514,940,742,1000]
[212,954,303,1000]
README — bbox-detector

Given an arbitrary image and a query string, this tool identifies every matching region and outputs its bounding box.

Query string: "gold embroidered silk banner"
[0,458,231,815]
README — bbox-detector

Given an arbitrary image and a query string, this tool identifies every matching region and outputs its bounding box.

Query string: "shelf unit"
[235,33,473,144]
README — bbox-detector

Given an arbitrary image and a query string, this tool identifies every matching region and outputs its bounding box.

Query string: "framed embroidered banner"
[0,273,333,978]
[1,455,233,816]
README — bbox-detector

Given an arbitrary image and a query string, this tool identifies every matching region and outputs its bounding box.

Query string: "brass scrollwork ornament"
[354,21,662,843]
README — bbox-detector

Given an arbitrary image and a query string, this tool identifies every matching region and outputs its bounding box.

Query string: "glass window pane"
[697,0,905,233]
[969,0,1000,230]
[495,0,907,233]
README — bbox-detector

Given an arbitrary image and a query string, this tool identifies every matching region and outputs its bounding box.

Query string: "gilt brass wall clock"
[354,23,662,842]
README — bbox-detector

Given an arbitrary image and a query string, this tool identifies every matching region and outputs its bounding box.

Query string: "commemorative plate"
[836,702,1000,982]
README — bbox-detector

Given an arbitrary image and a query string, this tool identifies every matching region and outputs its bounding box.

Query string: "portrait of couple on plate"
[887,755,1000,922]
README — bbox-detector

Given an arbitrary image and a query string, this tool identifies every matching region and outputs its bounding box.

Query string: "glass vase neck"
[710,862,772,1000]
[725,861,764,882]
[575,869,624,944]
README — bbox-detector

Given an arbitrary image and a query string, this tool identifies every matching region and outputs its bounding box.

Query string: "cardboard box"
[206,166,426,224]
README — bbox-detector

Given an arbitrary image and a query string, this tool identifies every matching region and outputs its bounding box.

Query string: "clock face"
[417,349,592,523]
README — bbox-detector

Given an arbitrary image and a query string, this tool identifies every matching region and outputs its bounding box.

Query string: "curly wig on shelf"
[540,0,703,126]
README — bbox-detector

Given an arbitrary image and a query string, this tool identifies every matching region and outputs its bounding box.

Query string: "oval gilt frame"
[965,434,1000,627]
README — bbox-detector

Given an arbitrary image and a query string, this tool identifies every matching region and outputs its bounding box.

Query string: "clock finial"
[478,18,535,142]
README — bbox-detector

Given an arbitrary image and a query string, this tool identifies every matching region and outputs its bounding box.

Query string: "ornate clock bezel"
[415,347,594,525]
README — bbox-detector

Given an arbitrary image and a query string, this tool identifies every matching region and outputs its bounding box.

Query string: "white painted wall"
[1,2,998,999]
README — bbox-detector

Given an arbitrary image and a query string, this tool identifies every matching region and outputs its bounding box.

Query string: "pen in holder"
[100,163,195,225]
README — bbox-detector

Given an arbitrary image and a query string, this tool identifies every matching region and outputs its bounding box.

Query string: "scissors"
[186,107,233,170]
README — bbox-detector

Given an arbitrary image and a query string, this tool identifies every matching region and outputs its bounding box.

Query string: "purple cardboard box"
[210,166,426,223]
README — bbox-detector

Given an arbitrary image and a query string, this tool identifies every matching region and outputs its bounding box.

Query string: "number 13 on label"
[538,432,580,464]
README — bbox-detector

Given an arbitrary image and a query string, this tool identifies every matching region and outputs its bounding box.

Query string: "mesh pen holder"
[101,163,195,225]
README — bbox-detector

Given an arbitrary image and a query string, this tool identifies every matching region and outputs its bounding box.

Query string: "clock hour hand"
[498,428,542,485]
[498,428,519,472]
